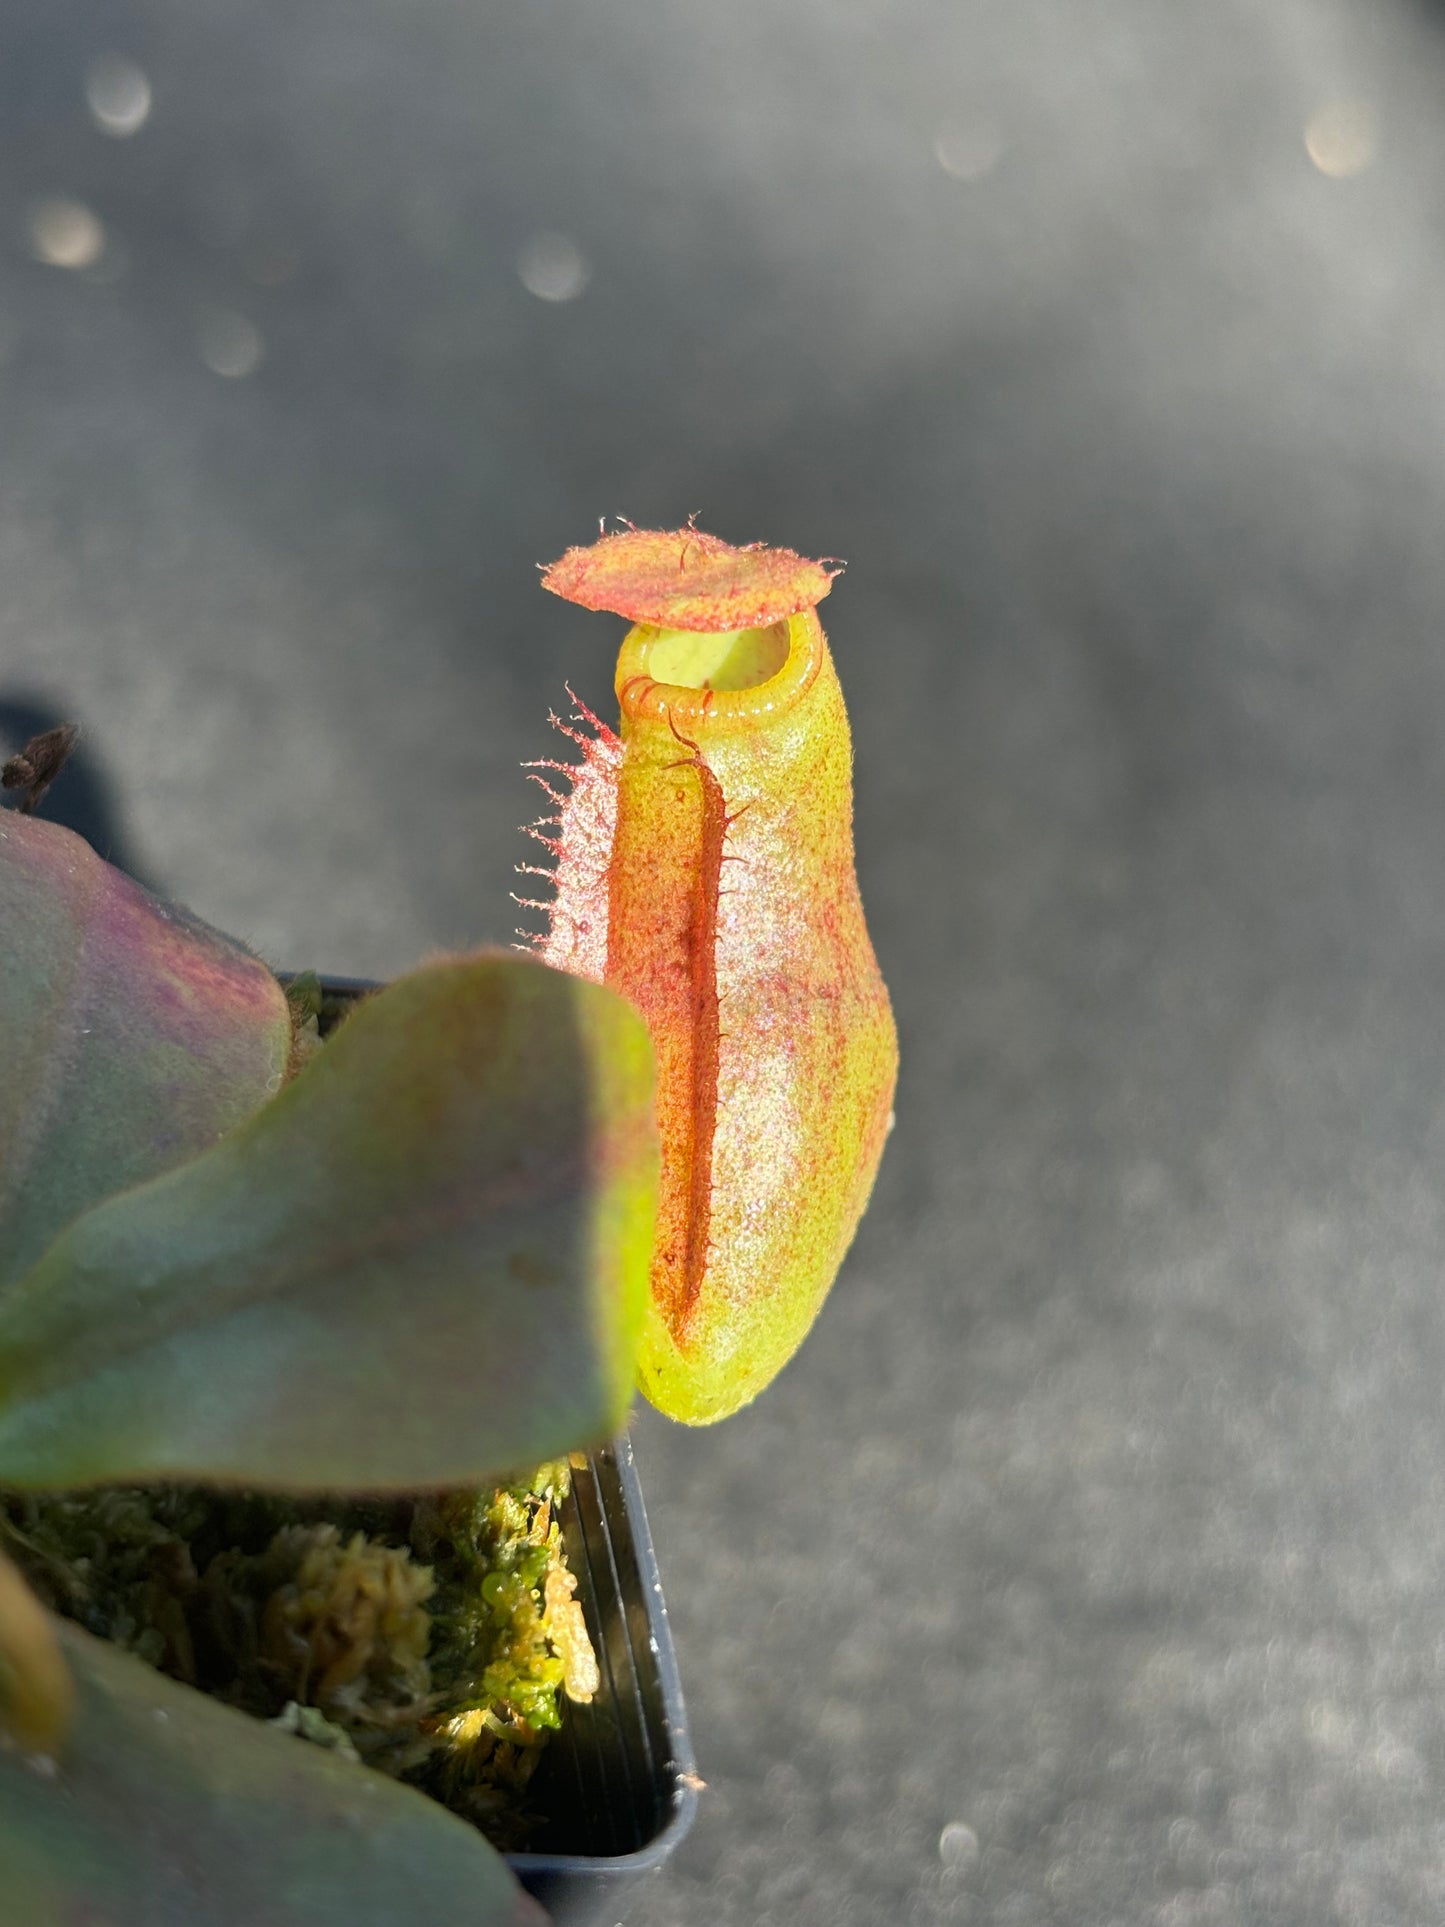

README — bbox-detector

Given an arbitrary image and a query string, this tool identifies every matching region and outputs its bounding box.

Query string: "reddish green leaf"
[0,957,656,1491]
[0,814,291,1293]
[0,1622,546,1926]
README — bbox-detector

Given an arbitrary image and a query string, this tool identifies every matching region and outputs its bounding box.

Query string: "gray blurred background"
[6,2,1445,1922]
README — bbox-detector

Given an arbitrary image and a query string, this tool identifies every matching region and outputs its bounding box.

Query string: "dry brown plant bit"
[2,723,79,815]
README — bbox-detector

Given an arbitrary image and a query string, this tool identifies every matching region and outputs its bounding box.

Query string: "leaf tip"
[0,1551,75,1757]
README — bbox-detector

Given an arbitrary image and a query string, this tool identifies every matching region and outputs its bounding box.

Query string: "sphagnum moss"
[0,1459,595,1849]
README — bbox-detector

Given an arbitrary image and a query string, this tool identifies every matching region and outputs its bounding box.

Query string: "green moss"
[0,1462,593,1849]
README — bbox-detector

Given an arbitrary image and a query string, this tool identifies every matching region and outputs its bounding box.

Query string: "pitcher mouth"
[615,609,824,730]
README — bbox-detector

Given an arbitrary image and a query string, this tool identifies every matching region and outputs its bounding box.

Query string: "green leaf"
[0,814,291,1293]
[0,1546,72,1754]
[0,1622,547,1926]
[0,957,657,1490]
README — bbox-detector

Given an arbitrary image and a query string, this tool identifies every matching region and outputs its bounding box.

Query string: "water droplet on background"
[1304,100,1376,179]
[939,1820,981,1871]
[28,197,106,270]
[517,232,590,303]
[196,307,264,379]
[85,55,152,137]
[933,122,1004,183]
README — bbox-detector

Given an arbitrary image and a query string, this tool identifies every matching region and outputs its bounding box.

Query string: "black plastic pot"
[510,1435,697,1925]
[312,979,698,1926]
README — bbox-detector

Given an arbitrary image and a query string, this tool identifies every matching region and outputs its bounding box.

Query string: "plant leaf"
[0,957,656,1490]
[0,1546,72,1754]
[0,1622,547,1926]
[0,814,292,1294]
